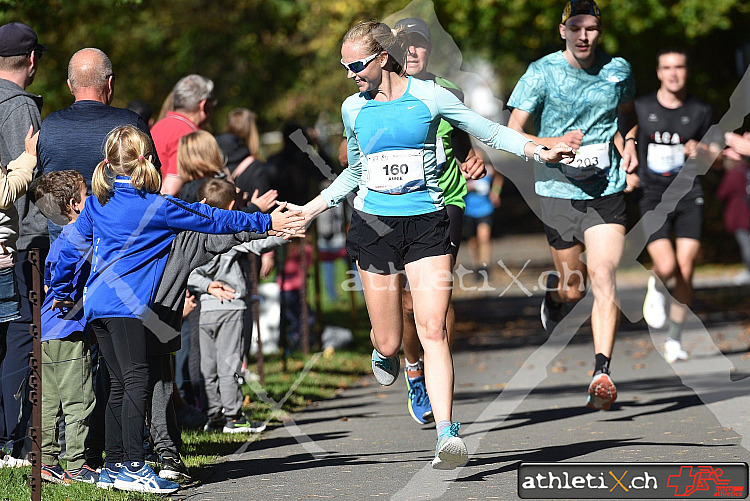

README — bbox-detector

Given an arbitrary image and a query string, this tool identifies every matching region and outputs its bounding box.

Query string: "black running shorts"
[541,192,627,250]
[639,191,703,244]
[346,209,451,273]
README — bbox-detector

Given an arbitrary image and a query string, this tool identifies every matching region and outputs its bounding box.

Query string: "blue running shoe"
[96,463,121,490]
[405,373,433,424]
[371,349,399,386]
[432,422,468,470]
[113,462,179,494]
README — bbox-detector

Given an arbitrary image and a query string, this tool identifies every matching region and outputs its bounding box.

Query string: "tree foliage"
[0,0,746,131]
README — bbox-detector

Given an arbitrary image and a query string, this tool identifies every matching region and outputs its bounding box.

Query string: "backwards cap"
[561,0,601,24]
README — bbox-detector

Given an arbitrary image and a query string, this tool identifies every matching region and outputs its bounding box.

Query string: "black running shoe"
[158,455,191,482]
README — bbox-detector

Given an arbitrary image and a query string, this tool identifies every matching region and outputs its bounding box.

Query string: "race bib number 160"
[366,149,426,194]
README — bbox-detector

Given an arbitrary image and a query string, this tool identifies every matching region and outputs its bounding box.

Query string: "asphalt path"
[181,282,750,501]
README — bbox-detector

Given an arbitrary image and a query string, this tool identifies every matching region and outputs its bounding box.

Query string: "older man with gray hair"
[151,74,215,196]
[37,47,159,242]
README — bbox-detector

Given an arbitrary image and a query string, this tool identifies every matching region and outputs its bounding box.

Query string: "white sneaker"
[664,339,689,363]
[733,269,750,286]
[2,455,31,467]
[643,276,667,329]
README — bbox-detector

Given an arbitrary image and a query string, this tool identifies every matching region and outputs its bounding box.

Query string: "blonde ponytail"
[93,125,161,205]
[92,159,115,205]
[130,155,161,194]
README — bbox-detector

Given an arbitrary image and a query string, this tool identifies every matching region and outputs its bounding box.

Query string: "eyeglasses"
[340,52,380,73]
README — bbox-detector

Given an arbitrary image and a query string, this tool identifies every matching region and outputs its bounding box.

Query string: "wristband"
[625,137,637,145]
[533,144,549,163]
[491,185,502,195]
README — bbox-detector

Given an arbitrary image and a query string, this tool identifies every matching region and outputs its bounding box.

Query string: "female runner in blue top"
[298,21,573,469]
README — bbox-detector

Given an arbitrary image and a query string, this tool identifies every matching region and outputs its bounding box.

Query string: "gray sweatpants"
[199,309,244,418]
[149,354,181,457]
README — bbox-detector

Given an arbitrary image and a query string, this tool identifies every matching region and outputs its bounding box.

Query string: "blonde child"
[49,125,303,494]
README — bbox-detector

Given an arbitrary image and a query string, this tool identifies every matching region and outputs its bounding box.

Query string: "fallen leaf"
[376,393,387,399]
[340,417,349,421]
[476,364,487,372]
[551,366,567,373]
[633,363,646,370]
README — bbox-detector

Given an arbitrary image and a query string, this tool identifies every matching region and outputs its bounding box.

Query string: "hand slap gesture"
[269,201,306,238]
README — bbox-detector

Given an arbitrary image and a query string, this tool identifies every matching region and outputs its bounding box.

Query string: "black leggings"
[92,317,151,463]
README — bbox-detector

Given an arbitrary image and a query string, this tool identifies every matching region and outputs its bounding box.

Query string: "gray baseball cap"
[394,17,430,43]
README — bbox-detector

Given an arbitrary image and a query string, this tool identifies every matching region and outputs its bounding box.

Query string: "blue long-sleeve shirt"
[321,77,531,216]
[50,177,271,321]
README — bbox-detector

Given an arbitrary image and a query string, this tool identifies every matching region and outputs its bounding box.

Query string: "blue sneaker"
[405,373,433,424]
[96,463,121,490]
[371,349,399,386]
[113,462,179,494]
[432,422,468,470]
[65,464,99,484]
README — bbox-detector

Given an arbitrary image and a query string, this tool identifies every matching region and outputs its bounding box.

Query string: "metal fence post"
[27,248,42,501]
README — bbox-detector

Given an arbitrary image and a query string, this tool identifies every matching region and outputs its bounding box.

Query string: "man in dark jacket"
[0,21,46,465]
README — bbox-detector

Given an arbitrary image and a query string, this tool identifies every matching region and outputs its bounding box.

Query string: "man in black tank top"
[632,47,712,364]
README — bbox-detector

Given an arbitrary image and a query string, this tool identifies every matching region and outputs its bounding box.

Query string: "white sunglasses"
[340,52,381,73]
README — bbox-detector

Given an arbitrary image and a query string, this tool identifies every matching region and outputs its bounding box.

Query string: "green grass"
[1,267,372,500]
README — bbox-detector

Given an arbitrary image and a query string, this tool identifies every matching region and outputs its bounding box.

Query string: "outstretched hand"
[541,142,576,164]
[269,201,306,239]
[251,189,278,212]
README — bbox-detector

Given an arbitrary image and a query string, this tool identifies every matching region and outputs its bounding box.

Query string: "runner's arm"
[508,108,586,151]
[435,85,531,158]
[436,86,572,163]
[507,109,563,149]
[616,100,638,174]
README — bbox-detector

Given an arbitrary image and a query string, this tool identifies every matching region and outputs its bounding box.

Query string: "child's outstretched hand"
[269,201,306,239]
[251,189,278,213]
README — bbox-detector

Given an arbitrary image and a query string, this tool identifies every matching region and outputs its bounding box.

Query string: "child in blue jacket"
[35,170,98,485]
[49,125,304,494]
